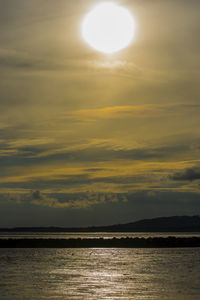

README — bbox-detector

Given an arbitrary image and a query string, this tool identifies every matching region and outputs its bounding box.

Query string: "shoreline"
[1,237,200,248]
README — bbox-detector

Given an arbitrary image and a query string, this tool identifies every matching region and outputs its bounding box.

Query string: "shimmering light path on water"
[0,248,200,299]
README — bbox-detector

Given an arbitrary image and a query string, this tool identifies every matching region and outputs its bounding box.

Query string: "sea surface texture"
[0,247,200,299]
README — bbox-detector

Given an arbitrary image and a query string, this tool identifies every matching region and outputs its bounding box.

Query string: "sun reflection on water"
[0,248,199,299]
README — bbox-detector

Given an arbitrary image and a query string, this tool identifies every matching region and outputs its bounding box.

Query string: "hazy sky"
[0,0,200,227]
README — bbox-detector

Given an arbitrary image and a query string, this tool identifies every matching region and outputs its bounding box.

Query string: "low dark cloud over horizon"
[0,0,200,227]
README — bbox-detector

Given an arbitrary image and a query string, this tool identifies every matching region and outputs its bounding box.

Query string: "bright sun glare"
[82,2,136,54]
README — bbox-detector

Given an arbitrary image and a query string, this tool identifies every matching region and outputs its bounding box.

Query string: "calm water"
[0,248,199,299]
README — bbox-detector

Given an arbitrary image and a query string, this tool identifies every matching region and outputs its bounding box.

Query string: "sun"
[82,2,136,54]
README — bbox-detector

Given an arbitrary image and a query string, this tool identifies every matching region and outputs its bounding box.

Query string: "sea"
[0,232,200,300]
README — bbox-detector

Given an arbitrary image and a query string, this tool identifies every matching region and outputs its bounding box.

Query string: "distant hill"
[99,215,200,232]
[1,215,200,232]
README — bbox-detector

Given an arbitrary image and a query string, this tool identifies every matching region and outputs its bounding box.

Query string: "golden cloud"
[64,103,200,122]
[65,104,167,121]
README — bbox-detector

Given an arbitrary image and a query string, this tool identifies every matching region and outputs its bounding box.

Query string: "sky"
[0,0,200,227]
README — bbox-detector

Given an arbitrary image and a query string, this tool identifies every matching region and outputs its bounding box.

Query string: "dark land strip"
[1,237,200,248]
[1,216,200,233]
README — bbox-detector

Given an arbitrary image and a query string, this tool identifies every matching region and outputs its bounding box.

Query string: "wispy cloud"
[64,103,200,121]
[65,104,164,121]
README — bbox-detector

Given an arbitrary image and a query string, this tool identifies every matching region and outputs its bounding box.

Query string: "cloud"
[0,49,49,71]
[0,49,86,73]
[64,103,200,121]
[1,189,200,228]
[170,167,200,181]
[65,105,166,121]
[0,142,190,172]
[0,48,140,76]
[0,191,125,209]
